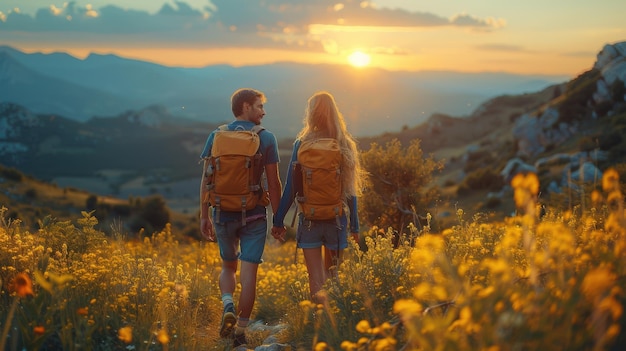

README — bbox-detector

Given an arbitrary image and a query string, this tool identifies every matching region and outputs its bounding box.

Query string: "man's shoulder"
[258,127,277,141]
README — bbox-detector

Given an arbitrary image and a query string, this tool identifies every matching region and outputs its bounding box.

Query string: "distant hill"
[0,102,211,178]
[0,45,568,137]
[357,85,561,155]
[0,52,142,119]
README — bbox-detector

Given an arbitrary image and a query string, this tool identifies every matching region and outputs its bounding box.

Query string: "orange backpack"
[202,125,269,224]
[294,138,343,221]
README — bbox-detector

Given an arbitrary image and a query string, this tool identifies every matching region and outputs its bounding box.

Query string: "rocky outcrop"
[534,150,609,170]
[0,102,41,139]
[512,41,625,159]
[512,107,576,158]
[563,161,603,185]
[0,103,39,164]
[593,42,626,103]
[502,42,626,195]
[501,158,537,184]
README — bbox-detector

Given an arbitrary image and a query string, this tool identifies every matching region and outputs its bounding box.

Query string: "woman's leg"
[302,247,326,302]
[324,248,344,279]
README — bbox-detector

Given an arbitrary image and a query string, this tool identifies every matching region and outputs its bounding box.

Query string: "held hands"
[271,225,286,242]
[200,218,216,242]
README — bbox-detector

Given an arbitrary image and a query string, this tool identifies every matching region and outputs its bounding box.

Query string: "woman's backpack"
[294,138,343,221]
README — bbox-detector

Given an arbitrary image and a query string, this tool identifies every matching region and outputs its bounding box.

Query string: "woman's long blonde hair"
[297,91,364,199]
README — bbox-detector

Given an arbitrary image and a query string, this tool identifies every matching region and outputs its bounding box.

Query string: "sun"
[347,50,371,68]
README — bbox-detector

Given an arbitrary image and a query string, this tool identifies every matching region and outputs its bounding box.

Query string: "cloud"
[475,44,525,52]
[450,13,506,31]
[0,1,504,52]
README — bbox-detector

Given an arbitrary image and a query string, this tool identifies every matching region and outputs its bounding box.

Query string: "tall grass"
[1,169,625,350]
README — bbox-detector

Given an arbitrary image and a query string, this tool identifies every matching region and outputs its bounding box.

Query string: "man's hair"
[231,88,266,117]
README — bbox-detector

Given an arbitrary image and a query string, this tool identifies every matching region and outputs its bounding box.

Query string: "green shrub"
[610,78,625,102]
[458,168,504,194]
[24,188,38,200]
[360,138,443,234]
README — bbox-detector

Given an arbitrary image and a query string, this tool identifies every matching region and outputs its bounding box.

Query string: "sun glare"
[347,51,371,68]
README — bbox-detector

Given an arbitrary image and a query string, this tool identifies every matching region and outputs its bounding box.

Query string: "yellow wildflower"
[372,337,396,351]
[393,299,422,317]
[314,342,328,351]
[602,168,620,193]
[581,266,615,302]
[341,341,357,351]
[591,189,603,205]
[157,328,169,344]
[118,326,133,344]
[356,320,371,333]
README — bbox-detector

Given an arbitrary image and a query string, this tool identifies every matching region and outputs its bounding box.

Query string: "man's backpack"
[202,124,269,224]
[294,138,343,221]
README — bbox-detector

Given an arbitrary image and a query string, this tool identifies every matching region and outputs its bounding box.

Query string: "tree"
[129,195,170,234]
[359,138,442,235]
[86,195,98,211]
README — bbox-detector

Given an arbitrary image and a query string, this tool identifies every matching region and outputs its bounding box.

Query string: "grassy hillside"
[0,165,199,241]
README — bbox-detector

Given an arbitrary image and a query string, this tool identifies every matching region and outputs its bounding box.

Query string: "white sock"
[222,293,233,307]
[237,317,249,329]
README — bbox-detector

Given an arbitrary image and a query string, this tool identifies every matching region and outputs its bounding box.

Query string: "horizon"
[1,1,625,77]
[0,44,573,81]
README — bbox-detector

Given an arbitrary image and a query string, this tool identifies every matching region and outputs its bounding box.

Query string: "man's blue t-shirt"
[200,120,280,223]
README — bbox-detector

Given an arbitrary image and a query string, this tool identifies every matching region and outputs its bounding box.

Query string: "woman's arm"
[347,195,360,239]
[273,140,300,227]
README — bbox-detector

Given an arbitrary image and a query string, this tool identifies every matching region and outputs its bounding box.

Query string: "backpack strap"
[251,125,265,134]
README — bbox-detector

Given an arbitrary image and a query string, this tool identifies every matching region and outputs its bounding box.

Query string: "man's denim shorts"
[215,217,267,264]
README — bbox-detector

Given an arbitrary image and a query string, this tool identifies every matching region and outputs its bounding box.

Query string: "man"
[199,88,282,346]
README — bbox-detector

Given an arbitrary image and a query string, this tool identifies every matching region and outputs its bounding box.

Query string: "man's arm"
[264,162,282,215]
[200,159,215,241]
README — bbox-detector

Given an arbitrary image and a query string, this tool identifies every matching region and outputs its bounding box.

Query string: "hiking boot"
[232,331,247,347]
[219,303,237,338]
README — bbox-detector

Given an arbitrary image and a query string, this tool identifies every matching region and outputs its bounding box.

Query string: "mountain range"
[0,45,569,137]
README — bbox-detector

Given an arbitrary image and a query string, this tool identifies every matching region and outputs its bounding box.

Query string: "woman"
[272,91,363,303]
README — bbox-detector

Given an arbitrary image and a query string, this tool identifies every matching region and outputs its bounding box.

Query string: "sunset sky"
[1,0,625,77]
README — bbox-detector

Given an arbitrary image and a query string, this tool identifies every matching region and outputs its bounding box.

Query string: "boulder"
[512,108,575,157]
[562,162,603,185]
[501,158,537,184]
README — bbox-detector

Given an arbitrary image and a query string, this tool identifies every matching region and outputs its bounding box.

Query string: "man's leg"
[220,260,238,295]
[219,259,238,338]
[215,220,240,339]
[232,218,266,346]
[237,261,259,319]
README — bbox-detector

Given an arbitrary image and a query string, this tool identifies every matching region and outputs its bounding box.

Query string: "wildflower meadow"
[1,169,625,350]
